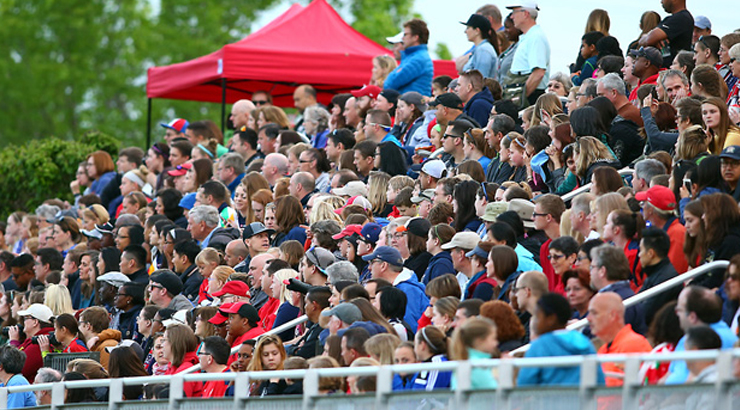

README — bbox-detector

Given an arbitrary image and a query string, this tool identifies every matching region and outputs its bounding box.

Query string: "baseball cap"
[635,185,677,212]
[428,93,463,110]
[305,247,336,274]
[81,228,103,240]
[720,145,740,161]
[694,16,711,30]
[466,245,490,259]
[481,202,509,222]
[162,309,188,327]
[400,91,428,111]
[18,304,54,323]
[167,162,192,177]
[332,225,363,240]
[212,280,250,298]
[332,181,368,198]
[420,159,446,179]
[398,218,431,238]
[506,1,539,10]
[95,222,115,235]
[208,303,234,325]
[411,189,435,204]
[179,192,197,211]
[359,223,382,244]
[160,118,189,133]
[440,232,480,251]
[461,14,492,34]
[351,85,382,99]
[97,272,131,288]
[361,246,404,267]
[242,222,275,240]
[629,47,663,68]
[334,196,373,215]
[224,302,261,323]
[320,303,362,324]
[508,199,535,229]
[386,32,404,44]
[149,270,184,296]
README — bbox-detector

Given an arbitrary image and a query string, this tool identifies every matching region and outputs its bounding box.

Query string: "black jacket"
[179,264,203,303]
[639,258,680,327]
[117,304,143,341]
[290,321,324,359]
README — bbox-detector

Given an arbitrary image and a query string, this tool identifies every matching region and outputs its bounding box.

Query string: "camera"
[31,333,59,346]
[1,324,23,338]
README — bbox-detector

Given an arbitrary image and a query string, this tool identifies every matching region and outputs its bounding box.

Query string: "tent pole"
[146,98,152,149]
[221,78,227,135]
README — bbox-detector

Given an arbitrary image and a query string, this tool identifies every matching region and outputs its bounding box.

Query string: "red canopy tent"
[145,0,456,143]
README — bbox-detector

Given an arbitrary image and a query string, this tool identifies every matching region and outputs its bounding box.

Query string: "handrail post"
[50,382,65,410]
[621,356,641,410]
[579,356,599,410]
[232,372,250,410]
[108,378,123,410]
[454,360,472,410]
[715,350,733,410]
[497,360,514,410]
[0,387,7,409]
[375,365,393,409]
[302,369,319,410]
[169,375,184,410]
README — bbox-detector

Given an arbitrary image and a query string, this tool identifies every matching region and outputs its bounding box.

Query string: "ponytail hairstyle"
[415,325,447,356]
[610,209,645,241]
[449,317,497,360]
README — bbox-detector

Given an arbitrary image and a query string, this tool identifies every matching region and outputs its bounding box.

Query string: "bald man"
[588,292,651,386]
[261,153,289,187]
[513,270,548,341]
[224,239,249,272]
[293,85,318,133]
[230,100,256,130]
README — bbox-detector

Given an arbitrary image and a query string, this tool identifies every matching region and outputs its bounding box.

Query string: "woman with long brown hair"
[271,195,306,247]
[702,97,740,154]
[697,193,740,288]
[162,323,202,397]
[247,334,288,396]
[682,199,707,270]
[86,151,116,197]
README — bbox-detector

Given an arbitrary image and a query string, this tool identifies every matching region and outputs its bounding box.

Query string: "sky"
[251,0,740,78]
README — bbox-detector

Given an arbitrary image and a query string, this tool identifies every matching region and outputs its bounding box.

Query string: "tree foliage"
[329,0,414,46]
[0,131,120,217]
[435,43,453,61]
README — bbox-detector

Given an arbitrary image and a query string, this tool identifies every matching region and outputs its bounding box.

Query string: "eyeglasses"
[148,284,164,291]
[253,100,269,106]
[512,286,528,293]
[532,212,549,218]
[442,134,461,140]
[548,254,566,260]
[299,159,313,163]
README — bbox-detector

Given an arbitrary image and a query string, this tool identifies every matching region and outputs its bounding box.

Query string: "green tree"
[435,43,453,60]
[329,0,414,45]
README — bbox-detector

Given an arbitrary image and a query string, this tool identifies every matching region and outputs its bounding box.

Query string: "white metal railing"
[4,349,740,410]
[561,167,633,203]
[180,314,309,374]
[511,260,730,355]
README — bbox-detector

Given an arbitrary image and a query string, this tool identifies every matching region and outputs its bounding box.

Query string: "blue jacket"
[384,45,434,96]
[666,320,738,384]
[463,88,494,130]
[517,330,605,386]
[90,171,117,197]
[572,55,597,86]
[395,269,429,332]
[413,354,452,390]
[422,251,455,285]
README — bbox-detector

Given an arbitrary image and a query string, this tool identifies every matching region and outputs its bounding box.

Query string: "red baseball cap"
[212,281,250,298]
[331,224,363,240]
[167,162,192,177]
[634,185,676,212]
[208,302,235,325]
[351,85,381,99]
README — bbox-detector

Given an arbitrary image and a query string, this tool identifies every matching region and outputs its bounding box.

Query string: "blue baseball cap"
[179,192,197,210]
[465,245,490,259]
[361,246,403,267]
[359,223,382,245]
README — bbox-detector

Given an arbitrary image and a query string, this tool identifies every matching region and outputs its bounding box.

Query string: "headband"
[421,327,438,353]
[123,170,146,188]
[197,143,215,159]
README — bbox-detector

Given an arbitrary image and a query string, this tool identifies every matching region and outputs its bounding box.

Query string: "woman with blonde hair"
[45,284,75,316]
[307,356,344,394]
[207,266,235,303]
[257,106,291,129]
[247,335,288,395]
[431,296,459,336]
[367,171,392,217]
[449,317,498,389]
[266,269,301,341]
[675,125,710,162]
[628,11,661,51]
[589,192,629,238]
[309,196,344,225]
[574,136,618,184]
[370,55,398,88]
[529,93,563,129]
[364,333,401,365]
[80,205,109,231]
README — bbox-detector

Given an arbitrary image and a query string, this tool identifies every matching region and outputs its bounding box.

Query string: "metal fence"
[4,349,739,410]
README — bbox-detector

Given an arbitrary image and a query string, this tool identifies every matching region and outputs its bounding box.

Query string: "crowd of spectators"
[2,0,740,408]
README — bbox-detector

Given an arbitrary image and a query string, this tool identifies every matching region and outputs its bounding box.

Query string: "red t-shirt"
[628,72,661,102]
[203,368,231,398]
[63,338,89,353]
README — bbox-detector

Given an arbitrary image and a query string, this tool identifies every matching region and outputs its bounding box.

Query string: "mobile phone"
[683,178,692,195]
[651,88,659,100]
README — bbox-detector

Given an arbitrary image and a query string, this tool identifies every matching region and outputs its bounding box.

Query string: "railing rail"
[561,167,633,203]
[4,349,740,410]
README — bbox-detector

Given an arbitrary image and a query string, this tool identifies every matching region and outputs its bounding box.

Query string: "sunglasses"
[253,100,269,106]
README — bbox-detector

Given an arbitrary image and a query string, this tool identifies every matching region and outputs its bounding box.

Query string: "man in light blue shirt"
[0,345,36,409]
[506,1,550,105]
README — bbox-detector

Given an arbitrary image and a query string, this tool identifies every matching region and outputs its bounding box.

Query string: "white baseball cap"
[18,304,54,323]
[506,1,540,10]
[421,159,447,179]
